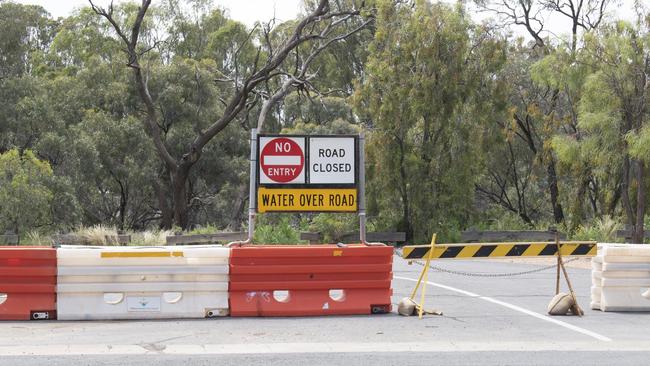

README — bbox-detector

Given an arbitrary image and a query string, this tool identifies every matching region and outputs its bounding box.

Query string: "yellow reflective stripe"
[560,243,579,256]
[490,244,514,257]
[523,244,544,257]
[100,251,184,258]
[458,245,481,258]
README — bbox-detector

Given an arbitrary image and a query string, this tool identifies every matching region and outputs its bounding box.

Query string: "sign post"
[358,131,367,244]
[230,131,380,246]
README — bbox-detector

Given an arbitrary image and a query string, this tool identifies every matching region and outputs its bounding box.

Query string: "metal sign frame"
[230,129,371,246]
[255,133,360,213]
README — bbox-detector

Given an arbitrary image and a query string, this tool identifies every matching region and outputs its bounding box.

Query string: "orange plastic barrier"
[0,247,57,320]
[229,245,393,316]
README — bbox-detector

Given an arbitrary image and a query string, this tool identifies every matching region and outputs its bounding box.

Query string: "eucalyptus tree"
[89,0,370,229]
[553,21,650,243]
[355,0,507,241]
[473,0,613,226]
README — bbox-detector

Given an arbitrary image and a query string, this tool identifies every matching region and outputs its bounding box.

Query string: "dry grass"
[130,229,175,246]
[73,225,119,246]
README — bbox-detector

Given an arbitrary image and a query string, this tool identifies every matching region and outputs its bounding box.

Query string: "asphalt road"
[2,254,650,365]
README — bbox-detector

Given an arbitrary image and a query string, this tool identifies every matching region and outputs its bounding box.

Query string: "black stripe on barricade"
[539,244,558,256]
[571,243,594,256]
[506,244,530,257]
[474,245,497,257]
[406,247,431,259]
[440,246,463,259]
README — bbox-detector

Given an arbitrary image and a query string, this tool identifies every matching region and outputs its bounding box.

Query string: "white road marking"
[394,275,612,342]
[0,341,648,356]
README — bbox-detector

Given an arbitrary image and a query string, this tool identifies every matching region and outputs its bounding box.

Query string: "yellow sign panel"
[257,187,357,213]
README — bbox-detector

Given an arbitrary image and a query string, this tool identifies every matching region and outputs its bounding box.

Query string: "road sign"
[308,137,356,184]
[257,187,357,213]
[259,137,305,184]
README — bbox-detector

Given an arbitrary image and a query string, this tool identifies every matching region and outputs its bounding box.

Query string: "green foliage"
[626,125,650,163]
[282,119,360,135]
[570,216,623,243]
[188,224,223,235]
[476,208,539,231]
[253,215,304,244]
[0,149,54,235]
[0,0,647,242]
[308,213,359,243]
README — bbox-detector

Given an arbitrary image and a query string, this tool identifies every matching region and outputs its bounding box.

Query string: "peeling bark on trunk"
[172,165,192,229]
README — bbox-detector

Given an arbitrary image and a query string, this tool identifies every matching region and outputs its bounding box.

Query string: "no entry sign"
[259,137,305,184]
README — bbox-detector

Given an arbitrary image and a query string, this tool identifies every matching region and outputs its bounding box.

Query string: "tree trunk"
[633,160,646,244]
[396,137,413,241]
[118,192,127,231]
[117,180,127,231]
[547,158,565,224]
[518,211,533,226]
[607,182,622,217]
[621,155,635,228]
[227,182,249,231]
[172,166,191,229]
[153,179,173,230]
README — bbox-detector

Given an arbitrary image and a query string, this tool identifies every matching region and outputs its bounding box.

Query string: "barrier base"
[229,288,392,317]
[0,293,57,321]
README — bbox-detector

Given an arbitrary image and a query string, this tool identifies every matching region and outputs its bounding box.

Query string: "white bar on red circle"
[263,155,301,165]
[258,136,306,184]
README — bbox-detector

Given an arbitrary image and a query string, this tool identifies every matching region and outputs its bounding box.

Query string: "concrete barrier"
[56,245,229,320]
[591,243,650,312]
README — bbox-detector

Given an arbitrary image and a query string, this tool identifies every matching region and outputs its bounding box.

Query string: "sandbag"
[548,292,574,315]
[398,297,417,316]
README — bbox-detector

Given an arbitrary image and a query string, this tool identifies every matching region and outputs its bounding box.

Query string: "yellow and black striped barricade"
[401,241,597,260]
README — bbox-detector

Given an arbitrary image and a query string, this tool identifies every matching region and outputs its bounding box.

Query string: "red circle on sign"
[260,137,304,183]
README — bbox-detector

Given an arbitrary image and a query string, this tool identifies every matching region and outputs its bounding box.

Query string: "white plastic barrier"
[57,245,229,320]
[591,243,650,312]
[590,256,602,310]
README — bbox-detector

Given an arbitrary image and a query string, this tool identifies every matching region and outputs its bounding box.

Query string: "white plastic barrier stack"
[590,255,603,310]
[57,245,230,320]
[591,243,650,312]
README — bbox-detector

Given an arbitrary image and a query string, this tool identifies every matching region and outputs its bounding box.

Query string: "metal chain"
[395,249,580,278]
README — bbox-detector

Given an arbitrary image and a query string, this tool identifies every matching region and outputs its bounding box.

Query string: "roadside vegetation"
[1,0,648,244]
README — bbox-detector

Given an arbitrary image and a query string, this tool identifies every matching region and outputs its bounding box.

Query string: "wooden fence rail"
[51,234,131,246]
[0,234,19,245]
[165,232,247,245]
[460,230,565,243]
[299,231,406,244]
[615,230,650,241]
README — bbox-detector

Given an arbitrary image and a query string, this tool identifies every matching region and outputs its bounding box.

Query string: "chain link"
[395,249,580,278]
